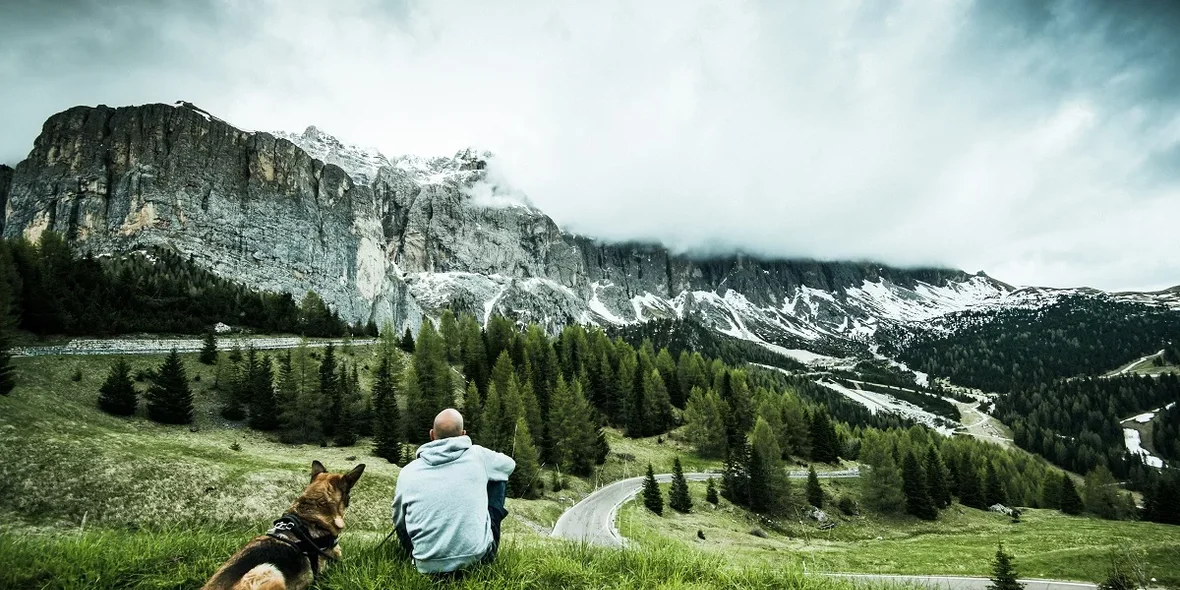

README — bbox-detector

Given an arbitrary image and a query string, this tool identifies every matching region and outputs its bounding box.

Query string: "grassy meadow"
[1,348,1178,588]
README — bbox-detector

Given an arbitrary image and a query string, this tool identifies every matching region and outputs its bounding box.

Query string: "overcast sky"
[2,0,1178,291]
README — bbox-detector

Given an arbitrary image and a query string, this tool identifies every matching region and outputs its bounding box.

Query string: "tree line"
[881,295,1180,393]
[997,373,1180,486]
[0,233,366,337]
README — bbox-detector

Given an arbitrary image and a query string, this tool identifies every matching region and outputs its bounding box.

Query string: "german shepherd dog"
[202,461,365,590]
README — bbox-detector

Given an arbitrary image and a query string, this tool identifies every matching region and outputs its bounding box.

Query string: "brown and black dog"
[202,461,365,590]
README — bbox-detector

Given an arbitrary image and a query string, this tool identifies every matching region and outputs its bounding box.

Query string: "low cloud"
[2,0,1178,290]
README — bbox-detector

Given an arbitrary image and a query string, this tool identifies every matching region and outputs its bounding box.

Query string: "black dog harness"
[266,513,339,577]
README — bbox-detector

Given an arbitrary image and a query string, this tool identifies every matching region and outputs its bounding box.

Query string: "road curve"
[824,574,1095,590]
[551,469,860,547]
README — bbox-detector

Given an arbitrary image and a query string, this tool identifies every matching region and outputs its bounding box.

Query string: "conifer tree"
[1059,473,1084,515]
[807,466,824,509]
[400,326,415,353]
[902,451,938,520]
[507,417,541,499]
[480,382,506,452]
[721,442,751,506]
[98,357,136,416]
[809,409,839,463]
[985,461,1008,507]
[706,477,720,505]
[669,457,692,513]
[642,463,664,515]
[333,360,358,446]
[439,309,461,363]
[199,330,218,365]
[319,342,340,436]
[408,320,454,443]
[685,387,729,458]
[958,460,986,509]
[146,348,193,424]
[924,445,953,509]
[459,314,488,395]
[987,544,1024,590]
[548,375,599,476]
[280,341,323,444]
[749,416,791,514]
[462,380,481,438]
[247,354,279,431]
[860,433,904,513]
[372,350,403,462]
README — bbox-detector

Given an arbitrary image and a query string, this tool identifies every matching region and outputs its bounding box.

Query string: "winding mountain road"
[551,469,1096,590]
[551,469,860,547]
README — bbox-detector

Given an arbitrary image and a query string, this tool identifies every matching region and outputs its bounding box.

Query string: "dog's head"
[290,460,365,534]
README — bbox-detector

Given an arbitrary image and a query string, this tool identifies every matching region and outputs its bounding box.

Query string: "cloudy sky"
[2,0,1178,291]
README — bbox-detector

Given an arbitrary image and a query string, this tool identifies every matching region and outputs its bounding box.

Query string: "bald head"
[430,408,465,440]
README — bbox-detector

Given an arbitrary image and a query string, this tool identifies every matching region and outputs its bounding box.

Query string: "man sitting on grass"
[392,408,516,574]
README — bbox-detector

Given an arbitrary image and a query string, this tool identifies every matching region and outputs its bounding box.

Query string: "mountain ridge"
[0,101,1174,366]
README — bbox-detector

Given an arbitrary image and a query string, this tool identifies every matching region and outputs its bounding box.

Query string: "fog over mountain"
[2,0,1179,291]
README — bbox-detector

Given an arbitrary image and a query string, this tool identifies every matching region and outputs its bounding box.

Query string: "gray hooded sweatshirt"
[392,436,516,573]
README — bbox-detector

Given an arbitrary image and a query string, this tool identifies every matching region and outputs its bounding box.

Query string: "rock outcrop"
[2,102,1016,353]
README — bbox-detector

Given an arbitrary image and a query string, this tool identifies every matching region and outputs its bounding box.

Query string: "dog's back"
[202,537,312,590]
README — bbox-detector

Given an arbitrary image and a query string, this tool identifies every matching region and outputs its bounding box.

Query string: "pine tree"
[1059,473,1084,515]
[809,410,839,463]
[279,341,324,444]
[507,417,541,499]
[902,451,938,520]
[860,433,904,513]
[749,416,792,514]
[459,314,488,395]
[958,460,986,509]
[247,354,279,431]
[987,544,1024,590]
[807,466,824,509]
[408,320,454,444]
[372,350,403,462]
[642,464,664,515]
[439,310,461,363]
[985,461,1008,507]
[199,330,218,365]
[146,348,193,424]
[548,375,599,476]
[924,446,952,509]
[462,380,481,438]
[480,382,507,452]
[669,457,692,513]
[97,357,136,416]
[333,360,358,446]
[706,477,720,505]
[684,386,727,458]
[400,327,415,353]
[319,343,340,436]
[721,442,751,506]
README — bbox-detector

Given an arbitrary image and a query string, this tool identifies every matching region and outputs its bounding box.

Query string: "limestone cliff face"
[1,102,1007,353]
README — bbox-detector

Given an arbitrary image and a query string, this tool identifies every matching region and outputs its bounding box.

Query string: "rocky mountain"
[2,101,1175,369]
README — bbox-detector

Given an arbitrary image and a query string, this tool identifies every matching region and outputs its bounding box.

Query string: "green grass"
[619,480,1180,584]
[3,350,1179,588]
[0,528,893,590]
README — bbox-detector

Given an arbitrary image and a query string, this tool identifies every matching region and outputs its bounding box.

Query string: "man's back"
[392,435,515,574]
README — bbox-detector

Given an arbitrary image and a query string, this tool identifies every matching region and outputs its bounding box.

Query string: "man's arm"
[478,446,516,482]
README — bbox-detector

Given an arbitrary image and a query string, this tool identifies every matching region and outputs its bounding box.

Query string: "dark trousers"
[396,480,509,566]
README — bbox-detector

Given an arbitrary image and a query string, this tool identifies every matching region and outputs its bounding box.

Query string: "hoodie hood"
[416,435,473,466]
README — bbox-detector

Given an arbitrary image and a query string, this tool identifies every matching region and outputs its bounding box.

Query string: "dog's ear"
[311,460,327,482]
[340,464,366,491]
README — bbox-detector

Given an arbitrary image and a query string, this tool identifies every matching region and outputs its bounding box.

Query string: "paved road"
[551,469,860,547]
[824,573,1096,590]
[12,336,376,357]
